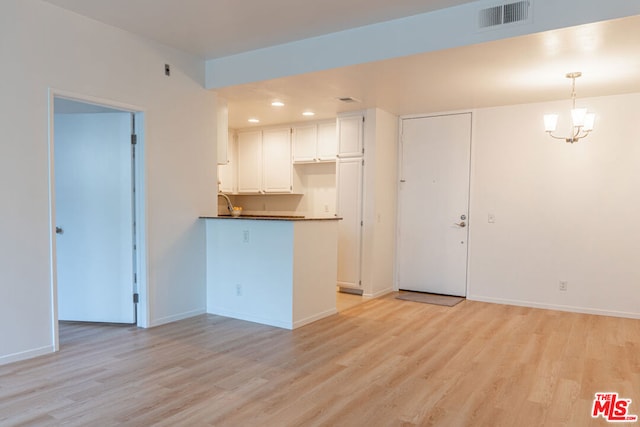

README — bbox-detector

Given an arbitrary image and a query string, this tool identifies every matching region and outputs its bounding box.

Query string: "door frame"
[394,111,474,296]
[47,89,148,351]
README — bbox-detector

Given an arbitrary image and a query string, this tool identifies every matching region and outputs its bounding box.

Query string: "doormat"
[396,291,464,307]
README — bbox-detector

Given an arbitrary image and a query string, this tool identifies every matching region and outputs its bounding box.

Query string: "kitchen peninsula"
[201,215,340,329]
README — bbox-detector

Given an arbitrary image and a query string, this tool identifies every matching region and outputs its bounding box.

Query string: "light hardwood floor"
[336,290,367,312]
[1,294,639,426]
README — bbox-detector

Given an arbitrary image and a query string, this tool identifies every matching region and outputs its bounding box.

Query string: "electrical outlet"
[243,230,250,243]
[235,284,242,296]
[559,281,568,291]
[488,213,496,223]
[324,204,329,213]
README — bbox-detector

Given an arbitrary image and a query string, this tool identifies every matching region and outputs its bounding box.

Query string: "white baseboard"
[364,287,394,299]
[148,308,207,328]
[208,307,293,330]
[467,295,640,320]
[293,308,337,329]
[0,345,55,366]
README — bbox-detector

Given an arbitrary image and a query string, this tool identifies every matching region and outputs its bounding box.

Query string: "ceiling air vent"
[478,0,531,29]
[337,97,360,103]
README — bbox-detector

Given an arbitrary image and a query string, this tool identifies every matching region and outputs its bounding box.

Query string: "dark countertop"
[200,215,341,221]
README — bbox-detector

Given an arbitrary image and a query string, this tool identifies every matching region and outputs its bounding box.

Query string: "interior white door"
[397,113,472,297]
[55,112,135,323]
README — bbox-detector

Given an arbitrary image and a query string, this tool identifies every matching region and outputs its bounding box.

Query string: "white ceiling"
[219,15,640,128]
[43,0,477,59]
[42,1,640,129]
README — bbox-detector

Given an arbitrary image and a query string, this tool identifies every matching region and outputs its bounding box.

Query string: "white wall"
[361,108,399,298]
[0,0,216,365]
[205,0,640,88]
[293,162,337,217]
[206,219,294,328]
[468,92,640,318]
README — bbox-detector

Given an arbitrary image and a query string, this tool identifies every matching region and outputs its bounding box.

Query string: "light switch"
[243,230,250,243]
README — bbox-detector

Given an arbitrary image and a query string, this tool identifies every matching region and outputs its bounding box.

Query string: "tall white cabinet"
[336,113,365,291]
[336,109,399,298]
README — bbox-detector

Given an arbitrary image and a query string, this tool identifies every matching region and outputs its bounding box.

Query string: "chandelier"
[544,72,595,143]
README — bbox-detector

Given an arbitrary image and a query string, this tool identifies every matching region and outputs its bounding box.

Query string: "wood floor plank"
[1,294,639,426]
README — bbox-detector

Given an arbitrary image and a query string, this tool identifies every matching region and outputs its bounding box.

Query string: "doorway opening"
[49,92,147,350]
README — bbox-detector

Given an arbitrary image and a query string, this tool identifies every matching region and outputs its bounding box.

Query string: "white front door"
[54,111,135,323]
[397,113,472,297]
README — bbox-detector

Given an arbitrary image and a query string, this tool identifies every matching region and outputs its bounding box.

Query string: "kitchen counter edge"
[199,215,342,222]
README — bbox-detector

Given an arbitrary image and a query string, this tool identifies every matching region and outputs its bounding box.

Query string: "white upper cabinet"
[218,130,236,193]
[262,128,292,193]
[237,128,292,194]
[293,121,337,163]
[317,121,338,161]
[292,125,317,163]
[215,95,229,165]
[237,130,263,193]
[337,114,364,158]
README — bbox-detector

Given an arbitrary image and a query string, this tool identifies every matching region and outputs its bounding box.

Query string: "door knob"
[454,221,466,228]
[56,226,64,235]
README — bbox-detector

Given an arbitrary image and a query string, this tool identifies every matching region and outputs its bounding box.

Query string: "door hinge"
[360,220,363,226]
[359,280,362,286]
[134,273,137,284]
[131,134,138,145]
[362,116,365,123]
[362,159,364,166]
[133,293,139,304]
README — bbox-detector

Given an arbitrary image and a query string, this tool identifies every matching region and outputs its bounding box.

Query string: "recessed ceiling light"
[271,101,285,107]
[248,118,260,123]
[302,111,315,116]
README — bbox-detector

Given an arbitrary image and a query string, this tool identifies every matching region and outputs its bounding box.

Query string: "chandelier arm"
[577,130,591,140]
[546,131,567,141]
[573,126,582,138]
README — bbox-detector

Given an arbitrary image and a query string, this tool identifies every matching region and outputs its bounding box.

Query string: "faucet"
[217,192,234,214]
